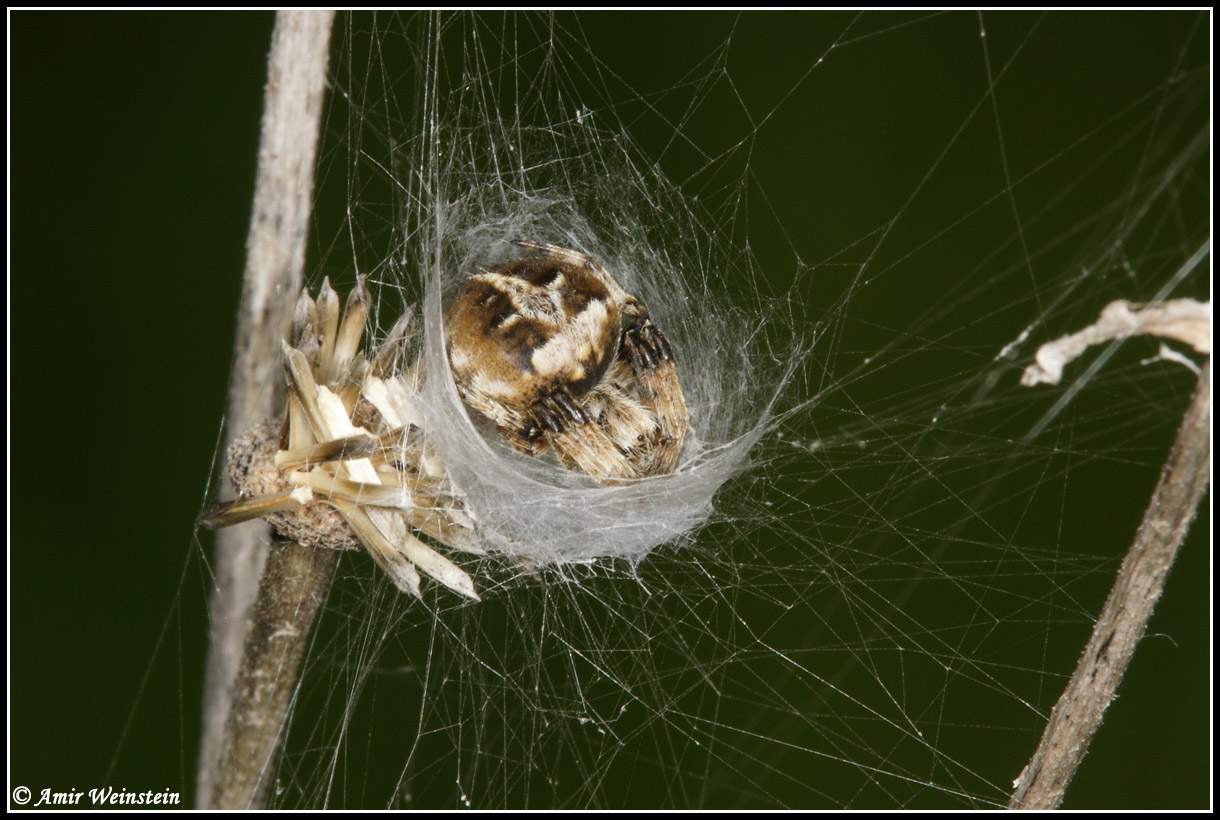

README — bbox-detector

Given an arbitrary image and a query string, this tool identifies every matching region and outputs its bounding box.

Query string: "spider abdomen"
[446,258,620,411]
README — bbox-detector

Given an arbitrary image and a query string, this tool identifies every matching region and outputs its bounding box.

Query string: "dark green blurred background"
[10,11,1209,809]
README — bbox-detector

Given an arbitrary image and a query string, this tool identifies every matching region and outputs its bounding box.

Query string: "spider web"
[242,11,1209,809]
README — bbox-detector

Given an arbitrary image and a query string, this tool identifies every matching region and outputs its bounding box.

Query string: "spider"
[445,241,688,480]
[198,242,688,599]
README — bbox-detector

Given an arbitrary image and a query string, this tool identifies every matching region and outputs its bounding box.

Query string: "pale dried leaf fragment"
[374,306,415,375]
[1021,298,1210,386]
[362,375,407,430]
[314,278,341,379]
[332,275,371,378]
[315,383,479,600]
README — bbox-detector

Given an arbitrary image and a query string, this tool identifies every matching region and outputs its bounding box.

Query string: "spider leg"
[510,239,590,267]
[619,315,688,476]
[534,401,565,434]
[532,387,636,480]
[621,312,676,367]
[551,389,590,425]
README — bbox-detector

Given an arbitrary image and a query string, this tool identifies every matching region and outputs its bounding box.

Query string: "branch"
[1009,358,1211,808]
[197,10,335,807]
[209,538,339,808]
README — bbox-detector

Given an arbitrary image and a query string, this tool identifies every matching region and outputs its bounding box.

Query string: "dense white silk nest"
[395,182,784,565]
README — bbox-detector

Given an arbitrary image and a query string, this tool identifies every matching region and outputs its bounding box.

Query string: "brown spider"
[445,241,688,480]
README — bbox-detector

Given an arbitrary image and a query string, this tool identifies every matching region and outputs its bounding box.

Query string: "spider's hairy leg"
[537,388,636,481]
[449,379,547,458]
[635,359,688,475]
[620,312,689,476]
[589,382,657,455]
[509,239,589,266]
[620,310,673,370]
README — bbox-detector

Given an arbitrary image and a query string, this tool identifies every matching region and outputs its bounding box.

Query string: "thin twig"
[210,538,339,808]
[1009,359,1211,809]
[197,10,335,808]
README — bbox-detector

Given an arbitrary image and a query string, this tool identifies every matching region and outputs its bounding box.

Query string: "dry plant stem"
[197,10,335,807]
[1009,359,1211,809]
[210,538,339,809]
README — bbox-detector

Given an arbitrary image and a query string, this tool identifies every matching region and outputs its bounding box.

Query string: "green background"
[10,11,1209,809]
